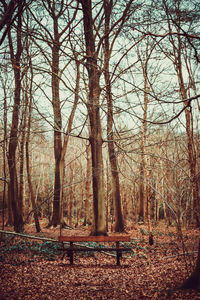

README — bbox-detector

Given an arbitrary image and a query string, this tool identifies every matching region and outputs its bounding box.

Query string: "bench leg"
[69,242,74,265]
[116,242,120,266]
[61,242,65,260]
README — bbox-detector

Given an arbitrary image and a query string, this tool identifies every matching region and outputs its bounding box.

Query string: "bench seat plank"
[60,247,131,252]
[58,235,131,242]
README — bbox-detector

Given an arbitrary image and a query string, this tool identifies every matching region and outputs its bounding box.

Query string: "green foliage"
[74,241,114,257]
[0,237,151,262]
[130,239,147,250]
[167,231,177,237]
[140,228,149,235]
[0,240,61,261]
[156,231,165,236]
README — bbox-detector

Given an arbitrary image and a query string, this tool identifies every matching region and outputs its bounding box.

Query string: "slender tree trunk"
[166,3,199,226]
[59,58,80,226]
[138,162,145,222]
[2,81,8,229]
[140,51,153,244]
[143,85,153,244]
[50,8,79,227]
[139,74,149,224]
[26,136,41,232]
[84,141,92,226]
[7,183,13,226]
[76,166,84,226]
[50,14,62,227]
[103,0,124,232]
[177,47,199,226]
[80,0,107,235]
[7,2,24,232]
[67,165,74,226]
[181,240,200,289]
[18,94,27,218]
[25,67,41,232]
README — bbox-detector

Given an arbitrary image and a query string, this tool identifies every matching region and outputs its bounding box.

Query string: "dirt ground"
[0,221,200,299]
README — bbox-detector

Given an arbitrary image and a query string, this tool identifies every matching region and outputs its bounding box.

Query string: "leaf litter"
[0,223,200,299]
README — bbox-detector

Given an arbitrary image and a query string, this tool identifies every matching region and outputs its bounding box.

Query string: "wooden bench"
[58,235,131,265]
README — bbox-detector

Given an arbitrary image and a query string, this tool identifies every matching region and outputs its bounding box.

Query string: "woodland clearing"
[0,221,200,300]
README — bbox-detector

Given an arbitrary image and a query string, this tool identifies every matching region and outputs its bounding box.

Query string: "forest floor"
[0,220,200,300]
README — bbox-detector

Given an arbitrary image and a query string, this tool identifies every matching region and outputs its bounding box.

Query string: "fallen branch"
[0,230,58,243]
[157,251,198,260]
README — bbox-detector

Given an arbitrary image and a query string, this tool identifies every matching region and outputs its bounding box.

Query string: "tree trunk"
[2,79,8,229]
[103,0,125,232]
[49,8,79,227]
[7,183,13,226]
[84,140,92,226]
[178,54,199,226]
[80,0,107,235]
[59,58,80,226]
[181,240,200,289]
[18,94,27,218]
[50,15,62,227]
[7,2,24,232]
[138,79,149,223]
[67,165,74,226]
[166,2,200,226]
[138,162,145,222]
[25,67,41,232]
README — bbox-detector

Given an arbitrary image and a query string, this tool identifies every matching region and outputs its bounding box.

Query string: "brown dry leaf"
[0,223,200,299]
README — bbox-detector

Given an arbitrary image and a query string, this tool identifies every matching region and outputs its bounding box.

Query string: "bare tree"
[7,0,24,232]
[163,0,200,226]
[24,47,41,232]
[30,0,79,227]
[0,72,9,229]
[103,0,125,232]
[0,0,26,46]
[79,0,107,235]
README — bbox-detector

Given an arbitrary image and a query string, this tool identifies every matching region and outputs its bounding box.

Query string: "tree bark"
[25,64,41,232]
[7,1,24,232]
[84,140,92,226]
[103,0,124,232]
[50,13,62,227]
[2,78,8,228]
[177,49,199,225]
[80,0,107,235]
[18,91,27,219]
[181,240,200,289]
[47,3,79,227]
[165,0,200,226]
[0,0,26,46]
[59,58,80,226]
